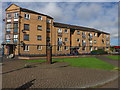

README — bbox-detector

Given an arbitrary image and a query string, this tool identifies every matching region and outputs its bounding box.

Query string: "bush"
[91,49,108,55]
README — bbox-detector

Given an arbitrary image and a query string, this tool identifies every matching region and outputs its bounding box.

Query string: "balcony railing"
[82,35,86,38]
[58,41,62,45]
[82,43,86,46]
[89,36,93,40]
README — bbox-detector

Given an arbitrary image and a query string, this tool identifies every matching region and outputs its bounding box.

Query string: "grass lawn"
[106,55,120,60]
[25,57,115,70]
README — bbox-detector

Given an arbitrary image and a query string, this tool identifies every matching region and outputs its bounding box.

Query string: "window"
[64,29,68,33]
[57,46,62,51]
[7,13,11,19]
[106,47,109,51]
[14,12,19,19]
[65,38,68,42]
[37,25,42,30]
[77,47,80,50]
[102,39,104,44]
[77,31,80,35]
[23,45,29,51]
[24,14,30,20]
[37,45,42,50]
[6,34,11,40]
[38,16,42,20]
[89,47,92,51]
[14,23,18,32]
[106,41,109,45]
[82,40,86,46]
[24,34,29,41]
[24,24,29,30]
[47,19,51,23]
[47,37,50,41]
[82,47,86,51]
[6,34,11,42]
[64,46,68,50]
[94,40,97,44]
[82,32,86,38]
[13,34,18,43]
[77,39,80,42]
[82,32,85,35]
[37,35,42,40]
[6,24,12,29]
[94,33,97,36]
[89,33,92,36]
[6,29,11,33]
[94,47,97,50]
[47,28,50,32]
[58,29,62,33]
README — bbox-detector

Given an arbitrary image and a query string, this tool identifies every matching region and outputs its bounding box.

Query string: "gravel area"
[2,59,119,89]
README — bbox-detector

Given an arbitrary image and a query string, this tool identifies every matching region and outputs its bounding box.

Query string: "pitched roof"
[6,4,53,19]
[20,8,53,19]
[53,22,110,34]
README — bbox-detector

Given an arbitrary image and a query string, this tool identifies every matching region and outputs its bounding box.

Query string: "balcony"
[58,41,62,45]
[82,43,86,46]
[89,36,93,40]
[82,35,86,38]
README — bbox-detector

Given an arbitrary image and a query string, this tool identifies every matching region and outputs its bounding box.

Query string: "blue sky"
[0,1,119,46]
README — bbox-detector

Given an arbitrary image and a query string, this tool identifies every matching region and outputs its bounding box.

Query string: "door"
[8,45,14,55]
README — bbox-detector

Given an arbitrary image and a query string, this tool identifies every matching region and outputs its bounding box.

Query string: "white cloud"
[0,2,118,46]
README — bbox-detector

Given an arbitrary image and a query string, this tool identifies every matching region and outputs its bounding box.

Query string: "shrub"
[91,49,108,55]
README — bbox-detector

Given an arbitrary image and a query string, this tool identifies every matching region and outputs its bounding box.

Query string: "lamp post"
[47,43,52,64]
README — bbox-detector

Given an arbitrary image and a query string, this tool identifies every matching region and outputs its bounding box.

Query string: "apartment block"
[2,4,110,57]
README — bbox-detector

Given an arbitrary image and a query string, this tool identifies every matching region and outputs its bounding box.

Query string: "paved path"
[96,56,119,67]
[2,60,119,89]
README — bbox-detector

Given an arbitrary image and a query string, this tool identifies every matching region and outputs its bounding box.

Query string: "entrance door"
[8,45,14,55]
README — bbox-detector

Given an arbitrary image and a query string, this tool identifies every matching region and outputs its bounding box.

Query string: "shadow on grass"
[15,79,36,90]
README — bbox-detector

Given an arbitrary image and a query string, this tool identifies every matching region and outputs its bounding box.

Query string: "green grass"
[106,55,120,60]
[25,57,115,70]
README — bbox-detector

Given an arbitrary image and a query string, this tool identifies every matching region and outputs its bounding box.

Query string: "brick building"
[2,4,110,57]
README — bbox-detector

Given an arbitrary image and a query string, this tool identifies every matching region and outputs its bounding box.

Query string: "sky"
[0,1,119,46]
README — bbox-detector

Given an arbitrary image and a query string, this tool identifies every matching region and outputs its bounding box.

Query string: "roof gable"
[6,4,20,11]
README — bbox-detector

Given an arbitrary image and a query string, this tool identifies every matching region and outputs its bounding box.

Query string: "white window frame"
[47,19,51,23]
[24,45,29,51]
[37,45,42,50]
[24,13,30,20]
[57,46,62,51]
[77,39,80,42]
[64,38,68,42]
[94,33,97,36]
[64,46,68,50]
[58,29,62,33]
[64,29,68,33]
[14,12,19,19]
[38,16,42,20]
[94,40,96,44]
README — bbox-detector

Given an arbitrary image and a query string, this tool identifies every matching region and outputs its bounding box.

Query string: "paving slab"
[2,60,119,89]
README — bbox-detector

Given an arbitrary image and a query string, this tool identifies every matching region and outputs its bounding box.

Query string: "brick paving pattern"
[2,59,119,89]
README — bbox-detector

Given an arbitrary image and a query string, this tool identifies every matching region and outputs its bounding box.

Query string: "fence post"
[47,44,52,64]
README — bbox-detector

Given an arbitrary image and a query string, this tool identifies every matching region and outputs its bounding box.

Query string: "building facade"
[2,4,110,57]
